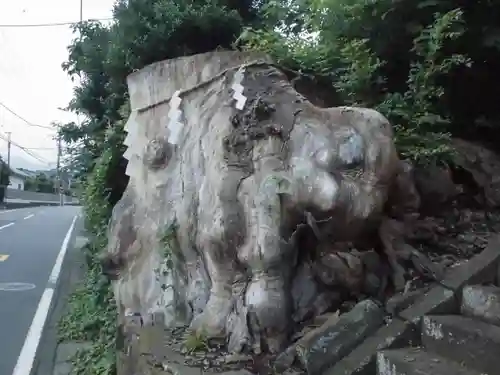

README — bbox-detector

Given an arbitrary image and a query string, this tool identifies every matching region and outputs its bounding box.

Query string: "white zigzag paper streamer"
[125,134,145,176]
[167,90,183,145]
[123,147,133,161]
[123,112,140,176]
[231,67,247,110]
[125,150,142,176]
[125,157,140,178]
[123,133,142,161]
[123,113,138,155]
[125,66,249,176]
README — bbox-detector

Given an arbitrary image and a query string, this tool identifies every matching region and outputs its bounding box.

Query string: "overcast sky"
[0,0,114,170]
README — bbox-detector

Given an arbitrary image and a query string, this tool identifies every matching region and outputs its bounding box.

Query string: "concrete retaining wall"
[5,188,76,203]
[2,201,79,209]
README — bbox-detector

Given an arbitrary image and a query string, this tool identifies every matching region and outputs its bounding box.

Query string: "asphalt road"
[0,206,80,375]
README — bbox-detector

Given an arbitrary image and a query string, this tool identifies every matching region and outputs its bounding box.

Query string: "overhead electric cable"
[0,131,51,165]
[22,147,56,151]
[0,136,48,164]
[0,18,112,28]
[0,101,55,130]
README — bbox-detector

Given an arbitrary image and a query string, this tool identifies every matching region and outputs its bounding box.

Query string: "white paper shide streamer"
[123,112,137,161]
[231,66,247,110]
[124,66,248,176]
[167,90,183,145]
[123,111,139,176]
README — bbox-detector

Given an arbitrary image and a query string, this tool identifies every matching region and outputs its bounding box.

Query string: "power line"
[0,133,49,164]
[0,101,55,130]
[0,143,55,151]
[23,147,56,151]
[0,131,51,165]
[0,18,112,28]
[6,131,11,168]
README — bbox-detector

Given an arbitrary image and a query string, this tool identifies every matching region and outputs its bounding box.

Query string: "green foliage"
[80,149,114,235]
[71,339,116,375]
[335,8,470,163]
[159,222,179,269]
[183,330,209,354]
[57,235,116,375]
[57,150,116,375]
[153,223,179,294]
[0,157,9,185]
[242,1,473,165]
[58,238,116,375]
[58,258,115,342]
[24,173,56,193]
[0,157,9,203]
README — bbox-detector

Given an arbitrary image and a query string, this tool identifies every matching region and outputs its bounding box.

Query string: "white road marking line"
[0,222,14,231]
[0,209,14,215]
[48,216,77,284]
[23,214,34,220]
[12,289,54,374]
[11,214,78,375]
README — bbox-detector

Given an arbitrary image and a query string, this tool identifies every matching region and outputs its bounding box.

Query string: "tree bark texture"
[103,51,420,354]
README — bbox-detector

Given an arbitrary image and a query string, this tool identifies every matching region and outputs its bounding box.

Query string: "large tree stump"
[103,51,419,355]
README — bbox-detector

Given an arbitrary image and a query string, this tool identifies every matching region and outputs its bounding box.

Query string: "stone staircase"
[377,285,500,375]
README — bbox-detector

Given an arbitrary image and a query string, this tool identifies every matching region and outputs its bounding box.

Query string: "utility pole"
[80,0,83,22]
[56,134,63,206]
[6,132,11,169]
[4,132,11,201]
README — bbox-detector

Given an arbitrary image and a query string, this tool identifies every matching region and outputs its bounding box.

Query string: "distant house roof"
[17,168,38,177]
[10,168,31,179]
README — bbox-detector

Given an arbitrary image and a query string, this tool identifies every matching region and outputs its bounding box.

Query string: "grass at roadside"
[58,238,117,375]
[57,147,118,374]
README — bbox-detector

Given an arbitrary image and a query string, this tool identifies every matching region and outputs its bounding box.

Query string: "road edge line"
[0,222,15,231]
[11,214,78,375]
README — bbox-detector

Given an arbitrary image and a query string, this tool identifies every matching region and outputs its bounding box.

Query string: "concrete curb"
[323,235,500,375]
[1,202,80,209]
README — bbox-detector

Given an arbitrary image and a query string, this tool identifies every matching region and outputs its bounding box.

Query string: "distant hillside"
[17,167,72,184]
[7,154,52,171]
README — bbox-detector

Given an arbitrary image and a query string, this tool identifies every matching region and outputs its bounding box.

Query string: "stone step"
[462,285,500,326]
[376,347,482,375]
[292,299,385,375]
[421,315,500,374]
